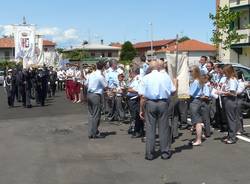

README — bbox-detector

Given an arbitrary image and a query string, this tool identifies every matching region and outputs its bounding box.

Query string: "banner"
[166,53,190,98]
[36,37,45,66]
[14,25,36,68]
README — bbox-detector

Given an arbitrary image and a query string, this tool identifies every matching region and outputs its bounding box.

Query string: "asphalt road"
[0,86,250,184]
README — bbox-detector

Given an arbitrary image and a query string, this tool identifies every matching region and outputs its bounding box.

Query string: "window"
[108,52,112,57]
[91,52,95,57]
[4,51,10,59]
[102,53,105,57]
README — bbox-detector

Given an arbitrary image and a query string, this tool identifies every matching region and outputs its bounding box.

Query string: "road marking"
[243,124,250,128]
[237,135,250,143]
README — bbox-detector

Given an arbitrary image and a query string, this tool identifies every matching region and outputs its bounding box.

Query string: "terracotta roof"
[157,39,216,52]
[0,37,56,48]
[134,39,176,49]
[0,38,14,48]
[43,40,56,46]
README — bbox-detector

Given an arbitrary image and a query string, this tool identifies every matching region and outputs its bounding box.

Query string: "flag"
[14,25,36,68]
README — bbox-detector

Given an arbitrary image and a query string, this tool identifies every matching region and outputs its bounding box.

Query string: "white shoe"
[76,100,81,103]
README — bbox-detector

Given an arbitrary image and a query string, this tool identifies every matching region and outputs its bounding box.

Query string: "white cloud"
[37,27,59,36]
[0,25,14,36]
[37,27,80,45]
[0,25,80,46]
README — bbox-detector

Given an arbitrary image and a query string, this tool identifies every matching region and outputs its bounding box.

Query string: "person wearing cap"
[47,66,57,98]
[139,61,176,160]
[85,61,108,139]
[4,69,16,108]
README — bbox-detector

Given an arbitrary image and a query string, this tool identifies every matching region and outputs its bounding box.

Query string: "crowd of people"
[3,56,250,160]
[83,56,250,160]
[3,65,57,108]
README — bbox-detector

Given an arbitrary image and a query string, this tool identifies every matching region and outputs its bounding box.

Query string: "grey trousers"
[201,101,211,137]
[87,93,101,137]
[115,96,125,121]
[145,100,170,158]
[223,96,237,141]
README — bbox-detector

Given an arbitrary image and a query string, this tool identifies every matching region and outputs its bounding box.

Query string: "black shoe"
[131,133,142,139]
[141,137,146,143]
[26,105,32,108]
[88,136,94,139]
[145,155,154,161]
[93,133,105,139]
[161,151,172,160]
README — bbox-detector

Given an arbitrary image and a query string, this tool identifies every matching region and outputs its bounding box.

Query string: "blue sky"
[0,0,216,47]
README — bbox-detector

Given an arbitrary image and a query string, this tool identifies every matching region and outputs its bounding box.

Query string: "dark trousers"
[87,93,101,137]
[58,80,64,91]
[215,98,227,131]
[144,100,170,158]
[6,88,15,107]
[236,97,244,133]
[223,96,238,141]
[115,96,125,121]
[128,98,144,134]
[201,101,211,137]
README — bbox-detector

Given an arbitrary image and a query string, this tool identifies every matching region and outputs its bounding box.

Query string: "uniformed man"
[85,61,107,139]
[127,67,144,138]
[23,68,33,108]
[35,67,48,106]
[139,61,176,160]
[199,56,208,75]
[48,66,57,97]
[105,59,119,121]
[4,69,16,108]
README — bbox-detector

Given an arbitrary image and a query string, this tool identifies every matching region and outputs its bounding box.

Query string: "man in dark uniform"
[23,69,33,108]
[48,67,57,97]
[35,68,48,106]
[16,68,26,106]
[4,69,16,107]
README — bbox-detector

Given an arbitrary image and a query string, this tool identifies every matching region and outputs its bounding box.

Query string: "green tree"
[120,41,136,63]
[62,49,89,60]
[209,5,246,49]
[179,36,190,43]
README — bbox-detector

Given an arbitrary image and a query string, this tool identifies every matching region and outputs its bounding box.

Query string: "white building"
[65,43,121,59]
[156,39,216,66]
[217,0,250,67]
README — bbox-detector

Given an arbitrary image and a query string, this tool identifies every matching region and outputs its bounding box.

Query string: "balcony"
[233,29,250,45]
[230,0,250,9]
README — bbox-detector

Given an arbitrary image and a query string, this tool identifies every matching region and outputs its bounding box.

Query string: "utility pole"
[149,22,153,58]
[175,34,179,78]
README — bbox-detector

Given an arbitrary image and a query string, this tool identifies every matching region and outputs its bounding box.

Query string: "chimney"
[101,39,104,45]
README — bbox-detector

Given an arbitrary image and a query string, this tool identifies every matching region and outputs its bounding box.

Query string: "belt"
[147,99,168,102]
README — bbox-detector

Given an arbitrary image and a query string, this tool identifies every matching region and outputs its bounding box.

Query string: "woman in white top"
[217,65,238,144]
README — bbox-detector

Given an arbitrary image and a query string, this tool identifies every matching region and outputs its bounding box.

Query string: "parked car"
[216,63,250,117]
[0,70,4,86]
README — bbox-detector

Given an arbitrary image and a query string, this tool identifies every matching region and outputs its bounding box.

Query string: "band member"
[57,69,66,91]
[217,65,238,144]
[127,68,144,138]
[4,69,16,108]
[189,66,209,146]
[199,56,208,75]
[48,67,57,97]
[65,64,75,101]
[114,73,126,121]
[139,61,176,160]
[236,71,246,135]
[35,68,48,106]
[73,66,82,103]
[85,61,107,139]
[105,60,119,120]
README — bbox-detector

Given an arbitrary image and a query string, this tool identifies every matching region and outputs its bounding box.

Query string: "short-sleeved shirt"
[139,70,176,100]
[85,70,107,95]
[189,79,203,98]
